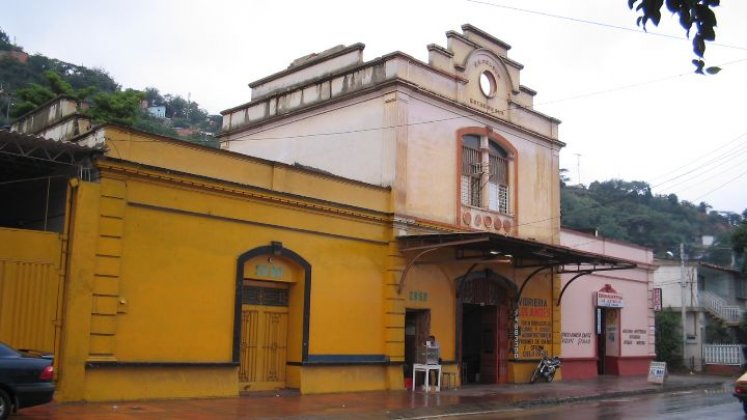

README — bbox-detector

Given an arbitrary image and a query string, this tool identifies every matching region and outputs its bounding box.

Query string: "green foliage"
[1,27,219,141]
[133,115,178,137]
[561,179,741,259]
[12,83,55,117]
[87,89,145,126]
[43,70,74,95]
[655,309,683,368]
[11,71,99,117]
[0,27,21,52]
[732,221,747,274]
[739,311,747,344]
[627,0,721,74]
[706,319,733,344]
[0,28,11,50]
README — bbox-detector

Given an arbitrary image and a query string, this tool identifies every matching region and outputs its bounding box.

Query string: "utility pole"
[680,242,687,368]
[575,153,582,186]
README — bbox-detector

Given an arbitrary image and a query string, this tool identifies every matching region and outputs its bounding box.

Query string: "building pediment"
[459,49,515,119]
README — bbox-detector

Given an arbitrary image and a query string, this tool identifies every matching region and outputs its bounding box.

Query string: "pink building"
[559,229,656,379]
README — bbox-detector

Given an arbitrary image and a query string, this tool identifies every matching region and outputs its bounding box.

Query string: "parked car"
[0,342,55,420]
[734,371,747,415]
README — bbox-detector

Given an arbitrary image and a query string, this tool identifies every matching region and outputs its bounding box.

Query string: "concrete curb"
[515,380,728,408]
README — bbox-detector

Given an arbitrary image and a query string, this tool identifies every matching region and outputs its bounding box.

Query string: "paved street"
[15,374,734,419]
[459,386,742,419]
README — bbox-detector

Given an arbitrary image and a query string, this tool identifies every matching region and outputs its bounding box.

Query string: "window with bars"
[243,285,289,307]
[461,134,511,214]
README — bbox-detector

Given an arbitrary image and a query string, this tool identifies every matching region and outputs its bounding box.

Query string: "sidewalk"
[19,374,731,419]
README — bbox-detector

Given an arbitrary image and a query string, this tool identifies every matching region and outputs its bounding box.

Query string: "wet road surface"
[459,386,742,420]
[14,374,732,419]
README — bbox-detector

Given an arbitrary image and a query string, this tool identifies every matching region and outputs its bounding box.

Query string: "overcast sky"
[3,0,746,214]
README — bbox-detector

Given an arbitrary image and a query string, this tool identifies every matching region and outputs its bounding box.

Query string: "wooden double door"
[461,303,510,384]
[239,282,289,391]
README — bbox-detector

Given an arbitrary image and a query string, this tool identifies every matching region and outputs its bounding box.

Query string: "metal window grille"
[462,145,482,207]
[488,152,509,214]
[243,286,289,307]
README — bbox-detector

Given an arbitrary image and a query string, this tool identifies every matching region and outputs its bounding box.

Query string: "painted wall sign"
[255,263,284,279]
[518,297,552,358]
[512,308,520,358]
[652,288,662,311]
[408,290,428,302]
[561,331,592,346]
[622,329,647,346]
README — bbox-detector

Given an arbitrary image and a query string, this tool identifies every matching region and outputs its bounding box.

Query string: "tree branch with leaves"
[628,0,721,74]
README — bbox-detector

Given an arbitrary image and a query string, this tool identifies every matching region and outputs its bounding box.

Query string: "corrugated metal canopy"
[396,232,638,303]
[0,129,101,183]
[398,231,636,268]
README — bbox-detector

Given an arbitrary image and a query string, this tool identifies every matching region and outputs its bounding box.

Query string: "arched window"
[461,134,511,214]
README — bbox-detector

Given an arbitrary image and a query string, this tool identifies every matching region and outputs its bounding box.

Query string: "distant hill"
[0,27,219,147]
[560,178,744,267]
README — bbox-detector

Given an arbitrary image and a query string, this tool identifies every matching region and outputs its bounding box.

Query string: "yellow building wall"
[400,259,561,386]
[0,228,62,353]
[55,128,395,401]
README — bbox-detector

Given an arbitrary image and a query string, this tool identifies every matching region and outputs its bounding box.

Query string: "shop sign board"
[595,291,624,308]
[652,288,662,311]
[647,361,667,384]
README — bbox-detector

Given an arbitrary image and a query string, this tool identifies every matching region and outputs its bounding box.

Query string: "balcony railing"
[704,344,744,365]
[700,290,743,325]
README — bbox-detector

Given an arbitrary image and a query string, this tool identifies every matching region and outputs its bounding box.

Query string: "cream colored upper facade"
[221,24,563,243]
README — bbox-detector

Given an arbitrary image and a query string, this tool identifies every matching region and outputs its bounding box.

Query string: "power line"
[466,0,747,52]
[652,139,747,190]
[663,152,747,195]
[691,166,747,203]
[649,131,747,184]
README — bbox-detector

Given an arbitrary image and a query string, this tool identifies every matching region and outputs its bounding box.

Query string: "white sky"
[3,0,746,214]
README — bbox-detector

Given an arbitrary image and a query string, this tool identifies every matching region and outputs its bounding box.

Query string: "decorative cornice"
[96,160,392,225]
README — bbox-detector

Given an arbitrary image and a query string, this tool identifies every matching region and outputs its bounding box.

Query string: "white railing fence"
[704,344,744,365]
[700,291,743,325]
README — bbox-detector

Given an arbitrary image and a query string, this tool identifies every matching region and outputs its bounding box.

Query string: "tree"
[144,87,165,107]
[0,28,11,50]
[628,0,721,74]
[732,220,747,273]
[655,309,683,368]
[11,70,95,117]
[87,89,145,126]
[739,311,747,344]
[0,27,21,52]
[12,83,55,116]
[706,319,732,343]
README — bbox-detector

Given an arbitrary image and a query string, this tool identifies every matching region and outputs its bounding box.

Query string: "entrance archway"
[234,243,311,391]
[456,270,516,385]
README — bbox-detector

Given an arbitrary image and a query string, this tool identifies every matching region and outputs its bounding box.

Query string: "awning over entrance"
[0,129,100,183]
[397,232,637,305]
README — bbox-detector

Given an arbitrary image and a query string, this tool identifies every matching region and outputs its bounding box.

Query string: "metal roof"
[0,129,101,183]
[398,231,637,269]
[397,232,637,303]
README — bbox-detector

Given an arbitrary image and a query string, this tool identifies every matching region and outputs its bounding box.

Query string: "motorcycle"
[529,349,561,384]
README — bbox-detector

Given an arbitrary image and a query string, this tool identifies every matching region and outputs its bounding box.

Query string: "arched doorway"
[234,243,311,392]
[457,270,516,385]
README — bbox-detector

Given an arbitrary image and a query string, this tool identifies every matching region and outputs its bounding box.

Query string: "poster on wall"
[516,296,552,358]
[605,308,620,357]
